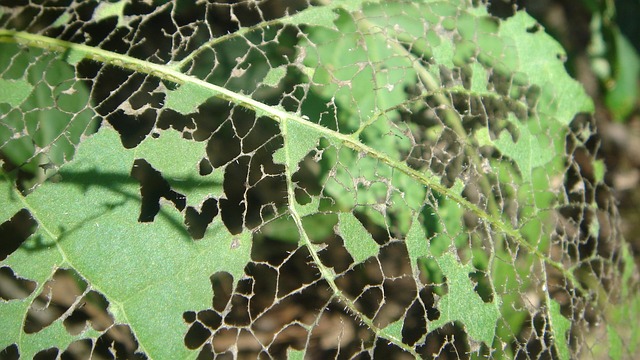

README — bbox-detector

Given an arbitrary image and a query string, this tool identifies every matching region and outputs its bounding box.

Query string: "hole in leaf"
[358,286,384,320]
[218,198,245,235]
[94,324,147,360]
[218,154,250,233]
[375,277,416,327]
[198,309,222,330]
[291,150,324,203]
[0,266,37,300]
[0,344,19,360]
[256,281,332,353]
[418,257,445,288]
[33,348,58,360]
[514,312,557,360]
[207,120,242,168]
[526,24,541,33]
[24,268,87,334]
[337,259,384,318]
[423,287,441,321]
[352,210,389,245]
[185,321,211,349]
[224,293,251,327]
[250,231,299,264]
[379,241,412,279]
[185,197,219,240]
[271,324,308,354]
[131,158,186,222]
[420,322,470,359]
[210,272,234,312]
[487,0,516,18]
[469,270,494,303]
[0,209,37,261]
[316,224,351,274]
[245,263,277,318]
[63,290,114,336]
[62,308,91,336]
[231,109,257,139]
[198,157,213,176]
[157,108,196,133]
[101,84,158,148]
[184,311,197,324]
[211,328,239,354]
[61,339,93,360]
[373,337,409,359]
[197,343,215,360]
[308,308,360,356]
[276,246,321,297]
[403,297,428,346]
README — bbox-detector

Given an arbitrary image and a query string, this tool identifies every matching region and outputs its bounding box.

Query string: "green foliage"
[0,1,637,359]
[586,0,640,122]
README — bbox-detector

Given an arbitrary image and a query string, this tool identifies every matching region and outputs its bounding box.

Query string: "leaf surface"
[0,1,636,359]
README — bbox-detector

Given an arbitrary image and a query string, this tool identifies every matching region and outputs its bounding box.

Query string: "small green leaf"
[593,159,606,183]
[136,130,224,204]
[261,65,287,88]
[607,325,623,360]
[498,11,594,124]
[93,0,128,26]
[64,49,86,66]
[380,318,404,343]
[0,177,23,221]
[337,212,378,264]
[606,30,640,122]
[274,118,327,171]
[164,82,217,115]
[286,348,305,360]
[476,114,555,182]
[0,79,31,107]
[549,300,571,360]
[429,252,500,346]
[51,12,72,28]
[405,213,428,276]
[281,6,338,28]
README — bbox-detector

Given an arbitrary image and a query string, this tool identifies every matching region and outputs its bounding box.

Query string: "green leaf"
[93,0,128,26]
[0,43,96,175]
[2,128,251,359]
[607,325,623,360]
[380,318,404,343]
[1,1,636,358]
[136,130,224,204]
[281,6,339,28]
[429,252,501,346]
[476,113,555,182]
[549,300,571,360]
[163,82,217,115]
[0,79,31,107]
[336,212,378,264]
[606,30,640,121]
[405,213,428,277]
[261,65,288,88]
[497,12,595,124]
